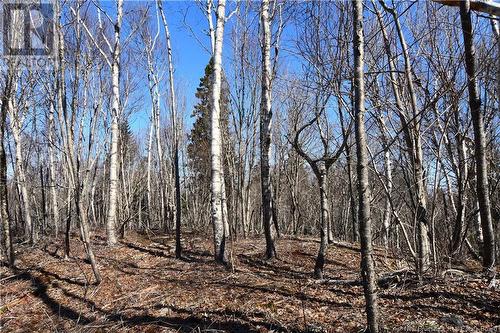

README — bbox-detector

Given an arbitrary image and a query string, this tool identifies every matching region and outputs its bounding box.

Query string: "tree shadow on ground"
[180,249,214,264]
[217,280,354,309]
[237,253,310,280]
[103,309,289,333]
[113,304,290,332]
[19,260,352,328]
[35,267,89,287]
[11,270,94,324]
[381,290,500,318]
[12,269,295,332]
[122,241,170,257]
[327,286,361,298]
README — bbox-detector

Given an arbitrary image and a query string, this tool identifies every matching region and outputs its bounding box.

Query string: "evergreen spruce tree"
[188,59,231,211]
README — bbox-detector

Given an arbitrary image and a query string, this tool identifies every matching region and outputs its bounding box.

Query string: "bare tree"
[227,0,261,238]
[260,0,277,259]
[210,0,230,265]
[353,0,379,331]
[459,0,496,268]
[291,99,346,279]
[376,1,431,275]
[8,75,34,244]
[1,67,15,266]
[157,0,183,259]
[59,0,106,283]
[47,57,60,237]
[106,0,124,245]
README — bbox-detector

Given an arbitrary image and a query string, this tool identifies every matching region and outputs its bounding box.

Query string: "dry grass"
[1,231,498,332]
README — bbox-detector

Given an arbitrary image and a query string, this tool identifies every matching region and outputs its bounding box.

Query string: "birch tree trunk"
[474,199,484,247]
[48,102,60,236]
[145,45,162,229]
[8,92,34,244]
[60,1,102,283]
[353,0,379,331]
[260,0,277,259]
[211,0,229,265]
[158,0,182,259]
[377,114,392,249]
[459,0,496,268]
[106,0,124,246]
[146,104,154,229]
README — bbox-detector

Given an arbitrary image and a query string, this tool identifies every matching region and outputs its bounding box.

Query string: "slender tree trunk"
[106,84,119,245]
[459,0,496,268]
[40,167,48,234]
[260,0,277,259]
[48,101,60,236]
[56,1,72,260]
[394,8,430,275]
[491,12,500,105]
[314,166,329,279]
[64,191,71,260]
[378,115,392,249]
[377,1,430,274]
[9,101,34,244]
[58,2,101,283]
[1,81,14,266]
[173,110,182,258]
[451,134,468,255]
[106,0,124,246]
[339,101,358,242]
[146,106,154,229]
[154,80,167,231]
[75,189,102,284]
[211,0,229,265]
[474,199,484,247]
[415,143,431,275]
[158,0,182,258]
[353,0,379,331]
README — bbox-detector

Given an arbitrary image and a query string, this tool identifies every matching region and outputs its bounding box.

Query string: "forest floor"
[0,231,499,333]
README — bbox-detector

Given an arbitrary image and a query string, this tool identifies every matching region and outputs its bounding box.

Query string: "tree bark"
[377,114,392,249]
[260,0,277,260]
[8,90,34,244]
[459,0,496,268]
[353,0,379,331]
[339,101,358,242]
[434,0,500,16]
[450,121,468,255]
[377,1,431,274]
[106,0,124,246]
[314,165,329,279]
[158,0,182,259]
[146,101,154,229]
[48,102,60,236]
[211,0,229,265]
[1,75,14,266]
[60,1,102,283]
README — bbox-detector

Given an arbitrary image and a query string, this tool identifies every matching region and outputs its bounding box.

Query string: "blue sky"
[124,1,241,137]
